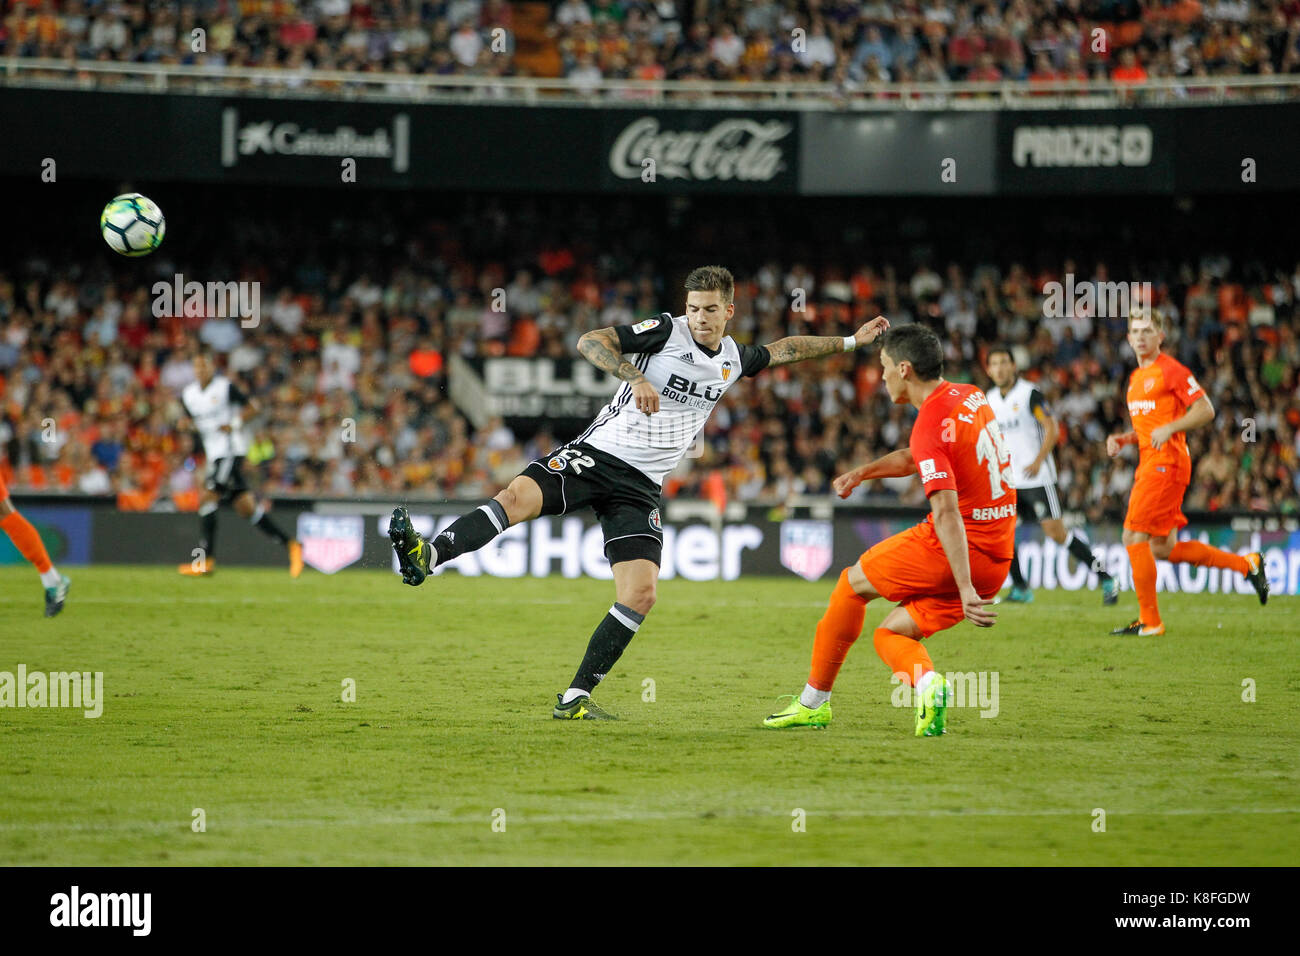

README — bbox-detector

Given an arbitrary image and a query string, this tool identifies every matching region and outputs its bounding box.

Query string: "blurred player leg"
[179,486,220,576]
[1006,542,1032,602]
[0,491,70,617]
[1165,537,1267,604]
[232,491,300,577]
[1042,518,1117,605]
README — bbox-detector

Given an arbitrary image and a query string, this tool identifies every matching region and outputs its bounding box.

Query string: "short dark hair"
[684,265,734,304]
[881,324,944,380]
[986,343,1015,365]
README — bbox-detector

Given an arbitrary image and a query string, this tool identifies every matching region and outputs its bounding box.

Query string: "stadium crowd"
[3,0,1300,92]
[1,194,1296,520]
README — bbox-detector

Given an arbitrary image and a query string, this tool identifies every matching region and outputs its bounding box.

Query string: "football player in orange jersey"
[764,324,1015,736]
[1106,308,1268,636]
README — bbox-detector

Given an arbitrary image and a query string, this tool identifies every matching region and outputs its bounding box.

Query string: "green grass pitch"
[1,566,1296,866]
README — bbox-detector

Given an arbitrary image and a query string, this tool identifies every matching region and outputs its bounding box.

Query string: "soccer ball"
[100,193,165,257]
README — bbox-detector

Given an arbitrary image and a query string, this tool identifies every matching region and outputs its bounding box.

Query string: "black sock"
[250,503,290,546]
[432,500,509,566]
[568,603,645,695]
[1066,530,1111,580]
[1008,543,1027,587]
[199,505,217,558]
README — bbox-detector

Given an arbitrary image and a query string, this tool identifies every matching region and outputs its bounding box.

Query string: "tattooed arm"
[764,316,890,368]
[577,327,661,415]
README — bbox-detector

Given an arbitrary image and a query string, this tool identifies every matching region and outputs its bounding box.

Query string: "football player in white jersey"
[389,265,889,720]
[985,346,1116,605]
[177,350,303,578]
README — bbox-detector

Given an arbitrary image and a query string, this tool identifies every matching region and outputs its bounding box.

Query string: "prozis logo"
[609,117,791,182]
[1012,125,1153,168]
[221,108,410,171]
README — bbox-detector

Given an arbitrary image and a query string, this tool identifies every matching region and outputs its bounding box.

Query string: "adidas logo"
[682,353,694,364]
[439,531,455,544]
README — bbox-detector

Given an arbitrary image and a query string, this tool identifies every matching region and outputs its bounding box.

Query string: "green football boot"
[44,573,71,618]
[915,673,951,737]
[388,506,433,586]
[762,694,831,729]
[552,694,618,720]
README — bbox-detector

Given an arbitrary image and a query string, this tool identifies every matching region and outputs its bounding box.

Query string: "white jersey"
[986,378,1056,489]
[579,313,770,485]
[181,374,251,462]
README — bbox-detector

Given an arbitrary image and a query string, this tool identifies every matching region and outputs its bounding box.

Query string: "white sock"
[800,684,830,709]
[561,687,589,705]
[40,567,61,588]
[915,670,937,698]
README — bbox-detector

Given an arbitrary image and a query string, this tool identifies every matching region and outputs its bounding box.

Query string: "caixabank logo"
[221,107,410,172]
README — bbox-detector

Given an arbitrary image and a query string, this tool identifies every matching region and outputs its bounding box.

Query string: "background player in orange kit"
[0,473,70,616]
[1107,308,1269,636]
[764,324,1016,737]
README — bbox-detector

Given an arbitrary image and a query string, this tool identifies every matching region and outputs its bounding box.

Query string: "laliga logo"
[609,117,790,182]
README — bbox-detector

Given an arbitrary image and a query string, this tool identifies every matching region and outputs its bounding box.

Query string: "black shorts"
[522,442,663,566]
[205,456,250,498]
[1016,483,1062,523]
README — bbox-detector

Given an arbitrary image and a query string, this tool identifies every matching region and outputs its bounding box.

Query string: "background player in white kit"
[389,266,889,719]
[985,346,1117,605]
[177,349,303,578]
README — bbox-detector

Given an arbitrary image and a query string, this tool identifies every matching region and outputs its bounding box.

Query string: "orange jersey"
[909,381,1017,560]
[1126,353,1205,482]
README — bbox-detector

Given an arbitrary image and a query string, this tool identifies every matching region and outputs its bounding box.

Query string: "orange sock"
[872,628,934,686]
[1125,541,1161,628]
[807,568,868,692]
[1168,540,1249,575]
[1,511,53,574]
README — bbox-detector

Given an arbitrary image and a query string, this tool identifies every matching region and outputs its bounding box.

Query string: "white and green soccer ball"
[100,193,165,257]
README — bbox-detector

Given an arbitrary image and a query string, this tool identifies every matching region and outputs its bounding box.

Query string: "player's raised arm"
[928,488,997,627]
[577,326,661,415]
[763,316,890,368]
[832,448,915,498]
[1149,395,1214,450]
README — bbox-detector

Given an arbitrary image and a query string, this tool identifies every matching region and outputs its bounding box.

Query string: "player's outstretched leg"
[1167,540,1268,606]
[233,493,300,577]
[392,476,542,588]
[1,499,71,616]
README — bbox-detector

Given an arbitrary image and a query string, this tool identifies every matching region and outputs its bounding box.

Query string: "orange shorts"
[1124,468,1189,538]
[859,523,1012,638]
[0,474,7,501]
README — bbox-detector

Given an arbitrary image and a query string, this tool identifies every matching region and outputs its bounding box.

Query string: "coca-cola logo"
[609,117,790,182]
